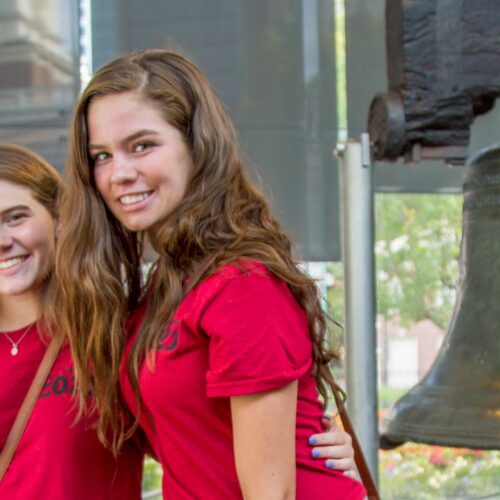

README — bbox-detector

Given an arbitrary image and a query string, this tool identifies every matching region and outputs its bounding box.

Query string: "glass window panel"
[0,0,80,170]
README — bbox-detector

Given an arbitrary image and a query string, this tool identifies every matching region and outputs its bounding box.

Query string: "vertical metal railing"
[337,133,379,484]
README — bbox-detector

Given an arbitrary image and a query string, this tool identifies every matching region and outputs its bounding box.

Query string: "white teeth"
[120,192,151,205]
[0,257,26,270]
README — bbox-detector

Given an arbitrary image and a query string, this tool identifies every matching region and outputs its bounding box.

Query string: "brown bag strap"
[0,336,63,481]
[333,391,381,500]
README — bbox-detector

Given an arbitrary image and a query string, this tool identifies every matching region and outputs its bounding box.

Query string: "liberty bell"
[380,144,500,450]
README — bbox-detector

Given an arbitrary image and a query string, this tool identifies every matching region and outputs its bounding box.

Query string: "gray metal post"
[337,134,379,483]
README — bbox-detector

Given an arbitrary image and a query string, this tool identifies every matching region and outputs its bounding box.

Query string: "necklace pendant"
[1,323,32,356]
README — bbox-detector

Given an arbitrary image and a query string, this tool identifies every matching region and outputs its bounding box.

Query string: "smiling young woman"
[0,144,144,499]
[0,182,56,305]
[54,49,366,499]
[0,143,356,498]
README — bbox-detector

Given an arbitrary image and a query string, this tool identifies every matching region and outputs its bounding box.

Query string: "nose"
[0,227,13,249]
[110,154,139,184]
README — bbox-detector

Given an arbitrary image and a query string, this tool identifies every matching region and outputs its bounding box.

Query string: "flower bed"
[380,443,500,499]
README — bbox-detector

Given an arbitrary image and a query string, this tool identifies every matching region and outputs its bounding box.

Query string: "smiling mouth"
[0,256,28,270]
[119,191,153,206]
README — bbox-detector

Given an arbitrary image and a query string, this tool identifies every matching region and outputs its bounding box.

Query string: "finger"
[343,470,358,479]
[324,458,356,473]
[320,414,336,431]
[310,444,354,461]
[309,428,352,446]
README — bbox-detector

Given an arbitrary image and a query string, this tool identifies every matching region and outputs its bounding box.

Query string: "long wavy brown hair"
[54,49,342,453]
[0,143,64,333]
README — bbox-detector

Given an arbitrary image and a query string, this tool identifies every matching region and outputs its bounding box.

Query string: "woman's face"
[87,91,193,232]
[0,180,56,298]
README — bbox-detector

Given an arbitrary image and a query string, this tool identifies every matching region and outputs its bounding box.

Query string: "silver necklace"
[0,324,34,356]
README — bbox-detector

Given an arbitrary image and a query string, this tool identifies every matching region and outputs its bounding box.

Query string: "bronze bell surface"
[380,144,500,450]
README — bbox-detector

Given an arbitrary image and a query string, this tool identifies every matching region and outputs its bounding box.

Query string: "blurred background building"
[0,0,79,168]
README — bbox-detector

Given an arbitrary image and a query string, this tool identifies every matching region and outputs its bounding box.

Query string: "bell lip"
[380,406,500,450]
[380,431,500,451]
[466,141,500,167]
[380,384,500,450]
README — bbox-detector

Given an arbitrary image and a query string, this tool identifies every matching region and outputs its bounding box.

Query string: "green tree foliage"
[375,193,463,329]
[142,457,162,495]
[325,261,345,325]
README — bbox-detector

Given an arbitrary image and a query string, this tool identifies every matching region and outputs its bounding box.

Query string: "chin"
[124,214,169,232]
[118,210,170,233]
[121,219,152,232]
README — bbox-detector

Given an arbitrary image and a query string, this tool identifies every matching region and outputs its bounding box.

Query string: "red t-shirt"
[0,324,143,499]
[121,263,366,499]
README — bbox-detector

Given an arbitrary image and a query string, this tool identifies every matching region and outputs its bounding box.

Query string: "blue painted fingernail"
[326,459,335,469]
[312,449,321,458]
[308,436,317,445]
[321,414,332,421]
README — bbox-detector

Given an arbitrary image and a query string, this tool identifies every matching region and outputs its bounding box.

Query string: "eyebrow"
[88,129,160,151]
[0,205,31,217]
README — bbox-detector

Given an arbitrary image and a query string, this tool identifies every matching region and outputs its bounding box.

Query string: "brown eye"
[6,212,27,225]
[91,152,110,164]
[133,141,154,153]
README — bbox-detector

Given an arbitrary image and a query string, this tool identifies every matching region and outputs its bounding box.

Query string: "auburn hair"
[0,143,64,334]
[54,49,342,453]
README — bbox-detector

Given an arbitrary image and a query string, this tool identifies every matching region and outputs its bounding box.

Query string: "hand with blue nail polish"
[308,415,357,477]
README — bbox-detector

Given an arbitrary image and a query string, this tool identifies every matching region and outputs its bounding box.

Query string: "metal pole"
[337,133,379,483]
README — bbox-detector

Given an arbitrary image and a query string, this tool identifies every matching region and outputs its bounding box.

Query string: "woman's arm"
[230,381,298,500]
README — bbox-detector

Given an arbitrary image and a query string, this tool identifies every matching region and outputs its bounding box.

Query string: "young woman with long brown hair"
[0,143,350,498]
[55,49,366,498]
[0,144,143,498]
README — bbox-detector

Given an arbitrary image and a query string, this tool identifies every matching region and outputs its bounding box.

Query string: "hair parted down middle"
[54,49,342,453]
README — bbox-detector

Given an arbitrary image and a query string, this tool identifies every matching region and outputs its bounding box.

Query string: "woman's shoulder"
[184,259,296,317]
[177,259,304,327]
[213,259,268,277]
[196,259,276,293]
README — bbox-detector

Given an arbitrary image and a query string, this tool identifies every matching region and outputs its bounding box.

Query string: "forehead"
[0,180,43,213]
[87,92,167,140]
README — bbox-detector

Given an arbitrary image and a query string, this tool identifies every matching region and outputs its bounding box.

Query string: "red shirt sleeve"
[198,264,314,397]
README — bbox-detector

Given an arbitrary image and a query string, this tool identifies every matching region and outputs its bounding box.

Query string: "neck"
[0,292,42,331]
